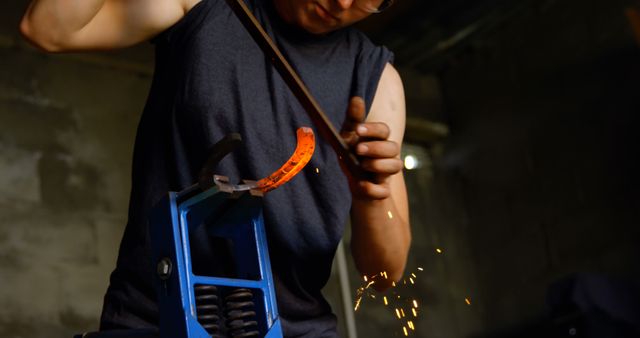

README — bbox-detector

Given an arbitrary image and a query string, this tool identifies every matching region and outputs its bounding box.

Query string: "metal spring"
[225,288,259,338]
[194,285,222,337]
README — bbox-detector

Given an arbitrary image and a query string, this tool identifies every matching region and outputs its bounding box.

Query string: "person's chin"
[300,15,341,35]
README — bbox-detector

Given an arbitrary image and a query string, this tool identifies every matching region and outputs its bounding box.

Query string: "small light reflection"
[403,155,420,170]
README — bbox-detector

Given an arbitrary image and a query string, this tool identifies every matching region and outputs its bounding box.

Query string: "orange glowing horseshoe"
[255,127,315,193]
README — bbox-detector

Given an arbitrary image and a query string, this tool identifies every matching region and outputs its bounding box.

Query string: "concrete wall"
[0,2,153,336]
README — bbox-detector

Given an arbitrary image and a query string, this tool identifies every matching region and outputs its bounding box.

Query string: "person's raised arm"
[342,63,411,291]
[20,0,191,52]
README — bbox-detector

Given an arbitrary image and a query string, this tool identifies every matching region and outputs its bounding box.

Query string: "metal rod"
[336,241,359,338]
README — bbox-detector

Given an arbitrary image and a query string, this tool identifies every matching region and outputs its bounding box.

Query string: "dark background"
[0,0,639,337]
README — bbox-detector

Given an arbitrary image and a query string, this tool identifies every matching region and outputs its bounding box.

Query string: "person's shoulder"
[341,27,391,58]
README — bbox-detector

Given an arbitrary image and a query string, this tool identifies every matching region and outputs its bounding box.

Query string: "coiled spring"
[225,288,259,338]
[195,285,222,337]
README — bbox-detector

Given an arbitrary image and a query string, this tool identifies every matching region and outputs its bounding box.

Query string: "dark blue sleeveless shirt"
[101,0,393,336]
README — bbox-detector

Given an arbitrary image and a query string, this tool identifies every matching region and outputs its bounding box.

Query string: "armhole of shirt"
[352,36,395,117]
[150,0,214,46]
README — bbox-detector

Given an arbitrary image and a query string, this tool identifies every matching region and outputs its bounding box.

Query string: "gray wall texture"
[0,2,153,337]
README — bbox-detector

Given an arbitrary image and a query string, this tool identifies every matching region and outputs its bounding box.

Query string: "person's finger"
[342,96,366,133]
[355,122,390,140]
[360,158,404,174]
[356,140,400,158]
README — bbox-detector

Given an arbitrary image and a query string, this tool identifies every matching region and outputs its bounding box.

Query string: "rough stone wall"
[0,2,153,337]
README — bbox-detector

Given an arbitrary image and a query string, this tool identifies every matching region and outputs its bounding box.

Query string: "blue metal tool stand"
[148,181,283,338]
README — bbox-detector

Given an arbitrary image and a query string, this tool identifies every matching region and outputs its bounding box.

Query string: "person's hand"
[340,96,404,200]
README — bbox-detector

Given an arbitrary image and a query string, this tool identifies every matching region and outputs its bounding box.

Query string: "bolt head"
[157,258,173,280]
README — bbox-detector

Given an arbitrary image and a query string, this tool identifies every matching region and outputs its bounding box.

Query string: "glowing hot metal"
[209,127,315,195]
[256,127,315,192]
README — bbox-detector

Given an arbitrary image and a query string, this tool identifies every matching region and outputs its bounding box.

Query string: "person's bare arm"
[344,63,411,290]
[20,0,193,51]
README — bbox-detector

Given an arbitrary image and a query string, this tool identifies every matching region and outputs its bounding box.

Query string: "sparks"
[353,280,376,311]
[315,167,320,174]
[353,267,425,336]
[465,298,471,305]
[436,248,443,254]
[387,210,393,219]
[354,297,362,311]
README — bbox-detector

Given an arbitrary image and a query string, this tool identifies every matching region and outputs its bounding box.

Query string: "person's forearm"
[20,0,106,50]
[350,195,411,290]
